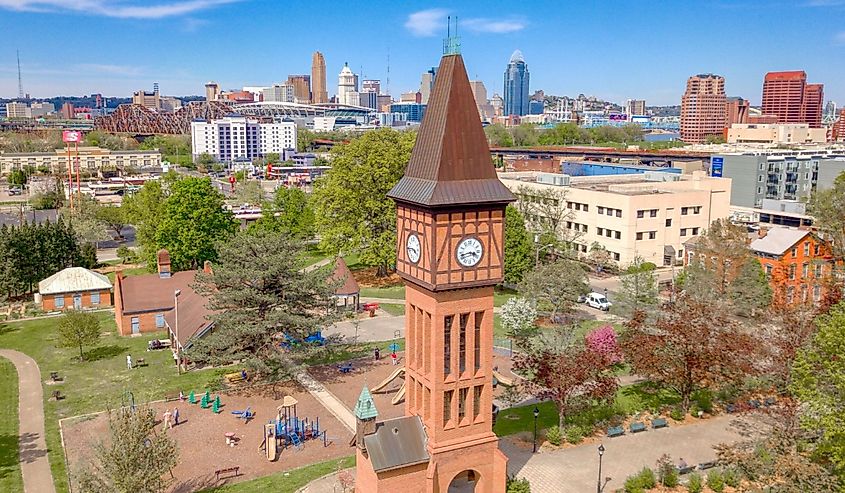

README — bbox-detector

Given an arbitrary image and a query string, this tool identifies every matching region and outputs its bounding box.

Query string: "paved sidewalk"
[325,315,405,343]
[296,371,356,433]
[0,349,57,493]
[297,468,355,493]
[502,414,759,493]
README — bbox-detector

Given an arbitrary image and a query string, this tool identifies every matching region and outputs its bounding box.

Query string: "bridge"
[490,146,711,166]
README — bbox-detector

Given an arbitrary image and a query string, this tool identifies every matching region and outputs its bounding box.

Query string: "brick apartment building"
[761,71,824,128]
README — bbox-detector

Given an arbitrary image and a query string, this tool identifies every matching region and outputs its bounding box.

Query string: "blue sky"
[0,0,843,106]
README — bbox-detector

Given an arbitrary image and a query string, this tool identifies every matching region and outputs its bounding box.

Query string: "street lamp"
[532,406,540,453]
[174,289,181,375]
[597,444,605,493]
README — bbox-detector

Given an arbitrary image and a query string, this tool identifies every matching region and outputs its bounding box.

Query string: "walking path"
[0,349,56,493]
[297,468,355,493]
[501,414,759,493]
[296,371,356,433]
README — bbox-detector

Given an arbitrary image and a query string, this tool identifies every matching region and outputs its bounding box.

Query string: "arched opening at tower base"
[448,469,481,493]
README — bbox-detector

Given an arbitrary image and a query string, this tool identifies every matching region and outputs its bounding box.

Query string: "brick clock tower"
[354,48,514,493]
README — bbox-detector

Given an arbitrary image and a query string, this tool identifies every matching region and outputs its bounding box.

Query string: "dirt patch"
[351,267,402,288]
[61,382,354,492]
[311,353,407,421]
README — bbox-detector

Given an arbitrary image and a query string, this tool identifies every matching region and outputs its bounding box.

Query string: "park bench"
[748,399,761,409]
[337,363,353,373]
[651,418,668,429]
[607,426,624,438]
[214,466,240,481]
[698,461,717,470]
[726,404,738,413]
[50,371,62,382]
[677,465,696,475]
[51,390,63,401]
[764,397,776,407]
[164,391,181,402]
[136,358,147,367]
[629,422,646,433]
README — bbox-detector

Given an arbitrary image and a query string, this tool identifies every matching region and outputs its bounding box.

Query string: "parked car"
[584,292,612,311]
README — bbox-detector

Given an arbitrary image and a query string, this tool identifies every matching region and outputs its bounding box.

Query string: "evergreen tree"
[728,258,772,317]
[503,205,533,284]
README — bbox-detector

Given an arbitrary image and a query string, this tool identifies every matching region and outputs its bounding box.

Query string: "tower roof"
[387,54,515,208]
[354,386,378,420]
[509,49,525,63]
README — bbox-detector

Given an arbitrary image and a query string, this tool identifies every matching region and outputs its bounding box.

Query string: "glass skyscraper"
[503,50,530,116]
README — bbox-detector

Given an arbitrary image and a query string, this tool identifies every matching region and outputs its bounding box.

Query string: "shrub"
[565,425,584,444]
[687,473,702,493]
[707,470,725,492]
[656,454,679,487]
[637,467,656,489]
[670,407,684,421]
[545,426,562,446]
[694,392,713,414]
[641,261,657,270]
[624,475,644,493]
[506,476,531,493]
[724,468,741,488]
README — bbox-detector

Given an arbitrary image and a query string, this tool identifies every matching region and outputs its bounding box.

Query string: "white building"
[30,102,55,117]
[727,123,828,145]
[337,63,358,106]
[190,116,296,164]
[6,101,30,118]
[262,83,295,103]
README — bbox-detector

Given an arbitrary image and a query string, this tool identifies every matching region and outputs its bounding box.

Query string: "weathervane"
[443,15,461,55]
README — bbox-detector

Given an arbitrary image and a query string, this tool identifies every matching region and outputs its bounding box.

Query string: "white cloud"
[461,17,526,34]
[404,8,449,37]
[0,0,238,19]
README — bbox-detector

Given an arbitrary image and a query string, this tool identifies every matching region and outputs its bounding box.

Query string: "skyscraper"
[761,71,824,128]
[363,79,381,95]
[503,50,529,116]
[468,80,492,120]
[625,99,646,117]
[311,51,328,104]
[725,97,750,127]
[287,75,311,104]
[680,74,726,143]
[205,81,220,102]
[419,67,436,105]
[337,62,358,106]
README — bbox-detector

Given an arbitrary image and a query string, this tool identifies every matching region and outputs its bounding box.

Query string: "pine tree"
[503,205,533,285]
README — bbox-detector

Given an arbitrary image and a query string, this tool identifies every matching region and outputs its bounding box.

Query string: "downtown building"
[337,62,359,106]
[311,51,329,104]
[503,50,529,116]
[761,71,824,128]
[680,74,726,143]
[190,116,296,164]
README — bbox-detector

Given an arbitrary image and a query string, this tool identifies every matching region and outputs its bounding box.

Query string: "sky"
[0,0,843,106]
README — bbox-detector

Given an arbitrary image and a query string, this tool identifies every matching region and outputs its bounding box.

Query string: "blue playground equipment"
[280,331,326,350]
[266,415,330,451]
[231,407,255,422]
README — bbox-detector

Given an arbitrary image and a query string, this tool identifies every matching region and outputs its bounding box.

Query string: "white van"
[585,292,612,311]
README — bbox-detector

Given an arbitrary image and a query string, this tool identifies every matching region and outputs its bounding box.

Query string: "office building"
[0,147,161,175]
[287,74,311,103]
[528,99,544,115]
[132,89,160,110]
[30,102,54,117]
[490,93,504,117]
[710,151,845,208]
[337,62,359,106]
[6,101,30,118]
[503,50,530,116]
[205,81,220,101]
[311,51,329,104]
[726,123,827,145]
[400,91,421,103]
[680,74,726,143]
[468,80,491,120]
[834,109,845,142]
[357,91,378,110]
[625,99,646,117]
[60,102,75,119]
[389,102,426,122]
[362,79,381,95]
[419,67,436,104]
[500,170,731,266]
[190,116,296,163]
[377,94,393,112]
[261,83,295,103]
[761,71,824,128]
[725,97,750,128]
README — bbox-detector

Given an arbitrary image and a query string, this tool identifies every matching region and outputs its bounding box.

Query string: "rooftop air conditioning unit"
[644,171,681,182]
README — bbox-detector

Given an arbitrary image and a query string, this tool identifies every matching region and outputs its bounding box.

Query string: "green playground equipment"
[201,391,210,409]
[188,390,196,404]
[212,395,221,413]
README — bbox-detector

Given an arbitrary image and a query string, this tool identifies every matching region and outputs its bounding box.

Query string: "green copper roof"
[355,386,378,420]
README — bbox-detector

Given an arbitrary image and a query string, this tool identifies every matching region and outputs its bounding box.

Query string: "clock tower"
[355,49,514,493]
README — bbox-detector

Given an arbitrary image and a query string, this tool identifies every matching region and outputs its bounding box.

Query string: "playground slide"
[492,369,514,387]
[391,385,406,405]
[371,367,405,393]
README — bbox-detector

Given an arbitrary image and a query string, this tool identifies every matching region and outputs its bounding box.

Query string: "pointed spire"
[355,386,378,420]
[388,53,515,207]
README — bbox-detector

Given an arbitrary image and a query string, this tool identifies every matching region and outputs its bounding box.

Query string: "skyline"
[0,1,843,105]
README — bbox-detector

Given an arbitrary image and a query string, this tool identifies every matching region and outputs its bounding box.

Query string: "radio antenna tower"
[385,48,390,97]
[16,49,24,99]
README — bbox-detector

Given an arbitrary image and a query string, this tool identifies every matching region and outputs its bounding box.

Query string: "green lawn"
[304,338,405,366]
[493,287,518,307]
[379,303,405,317]
[359,285,405,299]
[0,313,232,493]
[104,266,150,283]
[0,357,23,493]
[203,456,355,492]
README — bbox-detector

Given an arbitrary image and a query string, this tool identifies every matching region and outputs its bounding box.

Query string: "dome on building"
[509,50,525,64]
[340,62,354,76]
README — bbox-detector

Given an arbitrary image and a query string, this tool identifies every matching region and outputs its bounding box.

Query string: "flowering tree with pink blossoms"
[585,325,623,365]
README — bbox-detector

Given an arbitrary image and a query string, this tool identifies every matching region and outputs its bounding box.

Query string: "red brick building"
[680,74,726,143]
[833,109,845,142]
[38,267,112,312]
[761,71,824,128]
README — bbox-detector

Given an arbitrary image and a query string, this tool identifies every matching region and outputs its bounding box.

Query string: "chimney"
[758,227,768,239]
[157,249,171,278]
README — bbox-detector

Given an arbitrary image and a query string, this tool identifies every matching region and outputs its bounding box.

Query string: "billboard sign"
[62,130,83,143]
[711,156,724,177]
[608,113,628,121]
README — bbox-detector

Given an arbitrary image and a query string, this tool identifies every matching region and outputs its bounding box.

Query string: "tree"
[190,228,337,380]
[513,184,578,252]
[704,135,726,144]
[519,259,588,323]
[234,179,265,205]
[94,205,127,240]
[616,256,658,315]
[154,177,236,271]
[504,205,533,284]
[254,187,315,239]
[808,171,845,262]
[515,327,618,428]
[727,256,772,317]
[312,128,415,276]
[56,310,101,361]
[78,407,178,493]
[511,124,538,147]
[7,168,28,186]
[791,301,845,479]
[500,297,538,345]
[585,325,623,365]
[195,152,216,167]
[621,294,757,411]
[484,124,513,147]
[538,123,587,146]
[122,178,168,261]
[588,242,612,272]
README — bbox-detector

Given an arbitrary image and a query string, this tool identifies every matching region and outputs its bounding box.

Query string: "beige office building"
[0,147,161,175]
[499,170,732,266]
[727,123,827,145]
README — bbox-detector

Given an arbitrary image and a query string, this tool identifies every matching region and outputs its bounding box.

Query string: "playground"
[60,381,353,492]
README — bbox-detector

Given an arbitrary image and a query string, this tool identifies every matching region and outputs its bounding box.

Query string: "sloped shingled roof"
[363,415,429,473]
[387,54,514,208]
[749,228,811,256]
[39,267,112,295]
[330,258,360,296]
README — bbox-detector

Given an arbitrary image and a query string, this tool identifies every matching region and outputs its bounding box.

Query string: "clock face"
[456,237,483,268]
[406,233,421,264]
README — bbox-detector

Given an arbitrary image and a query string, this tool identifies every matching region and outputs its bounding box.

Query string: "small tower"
[354,386,378,453]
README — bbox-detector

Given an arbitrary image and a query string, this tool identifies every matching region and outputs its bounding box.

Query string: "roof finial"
[443,15,461,56]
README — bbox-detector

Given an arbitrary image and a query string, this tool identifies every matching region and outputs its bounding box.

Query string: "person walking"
[173,407,180,426]
[391,351,397,366]
[374,347,381,361]
[162,410,172,430]
[126,354,133,370]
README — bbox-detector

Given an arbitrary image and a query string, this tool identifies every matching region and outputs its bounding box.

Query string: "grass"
[103,266,150,283]
[304,338,405,366]
[0,313,232,493]
[493,287,518,307]
[359,285,405,299]
[202,455,355,492]
[0,357,23,493]
[379,303,405,317]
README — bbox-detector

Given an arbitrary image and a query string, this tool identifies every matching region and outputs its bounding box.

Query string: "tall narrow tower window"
[443,389,453,425]
[474,311,484,372]
[459,313,468,373]
[458,387,468,421]
[473,385,483,419]
[444,315,453,376]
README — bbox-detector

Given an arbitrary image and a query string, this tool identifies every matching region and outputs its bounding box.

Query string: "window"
[814,284,822,301]
[665,218,672,227]
[648,231,656,240]
[637,210,644,218]
[575,203,581,211]
[801,285,808,303]
[458,387,468,421]
[680,228,687,237]
[802,263,809,278]
[474,312,483,372]
[681,207,689,215]
[815,244,820,255]
[583,204,588,212]
[814,264,822,278]
[473,386,482,419]
[613,252,620,261]
[788,264,796,280]
[765,265,773,277]
[786,286,794,304]
[443,390,453,424]
[597,206,604,214]
[55,295,64,308]
[803,243,810,256]
[606,208,612,216]
[692,227,700,235]
[693,206,701,214]
[616,209,622,218]
[458,313,468,373]
[155,313,165,328]
[650,209,657,217]
[614,231,620,240]
[636,232,643,240]
[444,315,453,376]
[791,247,797,257]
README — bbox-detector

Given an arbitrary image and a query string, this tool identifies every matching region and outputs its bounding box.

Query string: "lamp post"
[532,406,540,453]
[174,289,181,375]
[597,444,605,493]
